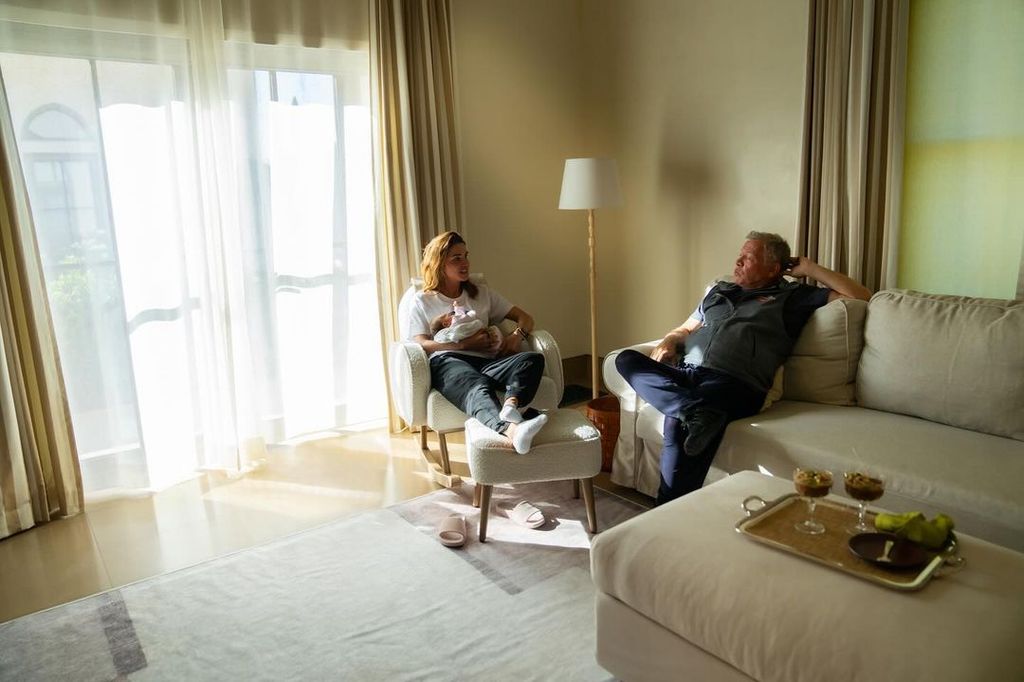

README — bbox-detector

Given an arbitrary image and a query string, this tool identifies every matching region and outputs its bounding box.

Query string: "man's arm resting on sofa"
[789,258,871,302]
[651,317,702,364]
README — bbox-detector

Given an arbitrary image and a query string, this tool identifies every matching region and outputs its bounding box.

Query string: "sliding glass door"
[0,26,385,493]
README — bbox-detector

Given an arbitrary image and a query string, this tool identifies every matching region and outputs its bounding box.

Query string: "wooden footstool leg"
[573,479,581,499]
[581,478,597,534]
[419,427,429,451]
[473,483,482,508]
[479,485,493,541]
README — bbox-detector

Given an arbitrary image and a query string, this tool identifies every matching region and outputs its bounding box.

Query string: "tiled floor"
[0,423,651,624]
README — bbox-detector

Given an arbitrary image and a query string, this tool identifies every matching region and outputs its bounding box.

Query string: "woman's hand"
[458,329,495,352]
[496,329,524,358]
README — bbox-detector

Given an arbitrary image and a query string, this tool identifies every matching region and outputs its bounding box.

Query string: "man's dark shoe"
[682,408,727,457]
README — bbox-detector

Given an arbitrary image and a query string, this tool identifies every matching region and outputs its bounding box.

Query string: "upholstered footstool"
[465,409,602,541]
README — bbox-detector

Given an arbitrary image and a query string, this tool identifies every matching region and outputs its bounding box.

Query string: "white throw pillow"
[782,298,868,405]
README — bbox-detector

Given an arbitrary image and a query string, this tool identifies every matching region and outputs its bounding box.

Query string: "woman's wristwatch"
[513,327,531,340]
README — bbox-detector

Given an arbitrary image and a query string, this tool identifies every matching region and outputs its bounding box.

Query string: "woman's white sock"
[511,413,548,454]
[500,400,524,424]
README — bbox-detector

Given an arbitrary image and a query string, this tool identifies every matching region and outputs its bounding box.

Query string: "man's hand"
[785,255,812,278]
[651,332,684,364]
[785,256,872,301]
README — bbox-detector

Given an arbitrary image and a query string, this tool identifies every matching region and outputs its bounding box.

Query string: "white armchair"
[388,276,564,486]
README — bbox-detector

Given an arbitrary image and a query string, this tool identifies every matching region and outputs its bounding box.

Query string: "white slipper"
[508,500,545,529]
[437,514,467,548]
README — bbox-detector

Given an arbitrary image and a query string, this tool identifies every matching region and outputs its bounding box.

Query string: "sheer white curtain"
[0,0,384,495]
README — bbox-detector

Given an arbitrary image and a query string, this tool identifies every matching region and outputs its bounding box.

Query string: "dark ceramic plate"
[849,532,930,569]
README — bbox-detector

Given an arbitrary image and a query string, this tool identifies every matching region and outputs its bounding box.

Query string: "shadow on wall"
[658,136,721,308]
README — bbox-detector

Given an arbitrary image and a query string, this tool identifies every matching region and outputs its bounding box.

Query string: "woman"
[405,231,548,454]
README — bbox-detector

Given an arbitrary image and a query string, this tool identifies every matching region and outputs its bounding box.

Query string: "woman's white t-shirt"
[406,285,513,358]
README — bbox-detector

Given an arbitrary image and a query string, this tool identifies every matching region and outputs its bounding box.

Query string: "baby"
[432,300,503,356]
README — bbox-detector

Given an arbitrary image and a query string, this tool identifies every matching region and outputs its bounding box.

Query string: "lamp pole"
[587,208,599,400]
[558,157,622,402]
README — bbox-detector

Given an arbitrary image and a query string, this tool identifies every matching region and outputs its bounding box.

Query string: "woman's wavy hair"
[420,231,478,298]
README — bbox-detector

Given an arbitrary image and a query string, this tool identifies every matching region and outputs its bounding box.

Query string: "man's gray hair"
[745,231,791,266]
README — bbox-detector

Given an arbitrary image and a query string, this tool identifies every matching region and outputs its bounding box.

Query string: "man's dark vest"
[683,280,804,392]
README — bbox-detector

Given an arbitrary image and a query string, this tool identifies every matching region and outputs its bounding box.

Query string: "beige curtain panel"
[797,0,909,292]
[371,0,462,431]
[0,83,83,540]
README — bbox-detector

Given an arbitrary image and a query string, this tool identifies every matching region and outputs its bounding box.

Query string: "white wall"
[450,0,594,358]
[451,0,809,358]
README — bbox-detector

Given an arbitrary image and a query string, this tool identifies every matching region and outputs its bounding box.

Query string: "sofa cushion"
[714,400,1024,551]
[857,290,1024,441]
[781,297,867,405]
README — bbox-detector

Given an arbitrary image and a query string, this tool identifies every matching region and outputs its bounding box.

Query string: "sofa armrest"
[388,341,430,427]
[529,329,563,406]
[602,341,659,490]
[603,341,659,406]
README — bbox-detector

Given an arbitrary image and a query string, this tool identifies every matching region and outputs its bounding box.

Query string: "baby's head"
[449,301,476,326]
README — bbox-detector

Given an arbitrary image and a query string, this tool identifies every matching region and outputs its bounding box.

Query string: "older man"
[615,231,871,504]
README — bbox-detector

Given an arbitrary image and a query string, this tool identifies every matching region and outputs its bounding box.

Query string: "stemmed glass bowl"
[843,470,885,534]
[793,468,833,535]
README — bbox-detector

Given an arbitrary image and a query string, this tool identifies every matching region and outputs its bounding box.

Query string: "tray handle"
[741,495,768,517]
[935,534,966,577]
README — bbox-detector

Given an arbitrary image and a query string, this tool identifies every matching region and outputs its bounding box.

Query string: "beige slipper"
[437,514,467,548]
[508,500,546,529]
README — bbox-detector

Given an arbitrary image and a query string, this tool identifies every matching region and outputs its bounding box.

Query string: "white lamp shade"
[558,158,623,210]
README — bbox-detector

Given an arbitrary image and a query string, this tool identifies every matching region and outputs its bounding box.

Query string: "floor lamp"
[558,158,623,400]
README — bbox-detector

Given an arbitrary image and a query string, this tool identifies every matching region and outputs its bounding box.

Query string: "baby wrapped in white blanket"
[433,301,503,356]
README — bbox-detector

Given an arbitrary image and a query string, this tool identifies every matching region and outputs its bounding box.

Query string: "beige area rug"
[0,481,646,681]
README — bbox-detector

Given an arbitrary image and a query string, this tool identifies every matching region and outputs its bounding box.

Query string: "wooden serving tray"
[735,493,960,591]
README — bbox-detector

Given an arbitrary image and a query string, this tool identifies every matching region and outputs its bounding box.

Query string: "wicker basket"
[585,395,620,472]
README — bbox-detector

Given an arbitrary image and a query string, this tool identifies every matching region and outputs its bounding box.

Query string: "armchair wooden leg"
[473,483,482,508]
[573,479,581,499]
[416,427,461,489]
[438,432,452,475]
[478,485,493,542]
[581,477,597,534]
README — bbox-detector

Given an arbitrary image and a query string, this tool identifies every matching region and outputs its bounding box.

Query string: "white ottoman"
[465,409,602,541]
[592,471,1024,682]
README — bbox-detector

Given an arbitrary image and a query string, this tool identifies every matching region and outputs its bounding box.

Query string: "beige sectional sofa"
[603,289,1024,551]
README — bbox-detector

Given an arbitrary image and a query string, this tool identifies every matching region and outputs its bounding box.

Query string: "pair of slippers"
[435,501,547,548]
